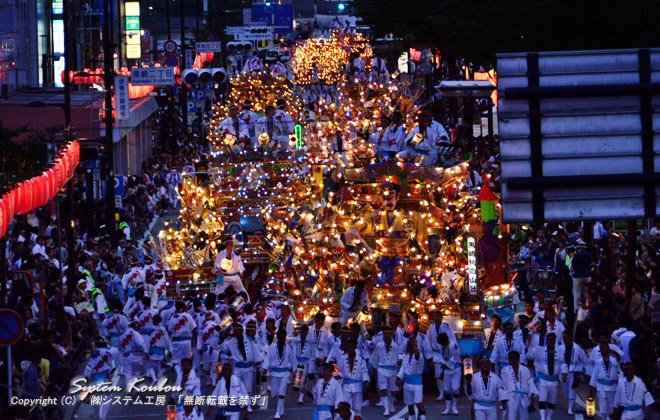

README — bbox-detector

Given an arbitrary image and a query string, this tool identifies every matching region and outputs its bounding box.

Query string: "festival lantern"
[586,396,596,417]
[477,181,497,225]
[462,357,474,377]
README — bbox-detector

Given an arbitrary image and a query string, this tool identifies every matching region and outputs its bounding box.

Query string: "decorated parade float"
[150,31,514,355]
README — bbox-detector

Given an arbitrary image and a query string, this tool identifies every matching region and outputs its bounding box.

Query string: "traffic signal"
[248,27,269,34]
[226,42,253,53]
[211,68,227,83]
[181,69,199,84]
[197,69,211,83]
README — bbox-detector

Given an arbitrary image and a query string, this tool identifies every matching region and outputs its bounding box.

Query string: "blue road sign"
[187,100,197,113]
[193,90,206,102]
[0,309,24,346]
[251,3,293,33]
[114,175,124,196]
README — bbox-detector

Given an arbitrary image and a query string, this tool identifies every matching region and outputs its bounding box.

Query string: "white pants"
[444,369,461,395]
[506,394,529,420]
[145,357,164,381]
[120,355,143,384]
[236,368,254,395]
[403,384,423,405]
[215,275,248,298]
[270,374,290,397]
[597,390,615,417]
[538,383,558,404]
[475,409,498,420]
[573,277,590,310]
[561,373,576,400]
[343,389,363,416]
[171,340,192,364]
[377,372,397,391]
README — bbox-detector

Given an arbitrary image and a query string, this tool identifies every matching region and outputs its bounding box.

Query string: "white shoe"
[375,401,384,407]
[442,408,451,415]
[568,408,574,415]
[362,399,370,407]
[452,406,459,415]
[437,395,445,401]
[383,409,391,416]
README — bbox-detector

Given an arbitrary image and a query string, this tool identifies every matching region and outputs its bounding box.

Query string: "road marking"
[388,406,411,420]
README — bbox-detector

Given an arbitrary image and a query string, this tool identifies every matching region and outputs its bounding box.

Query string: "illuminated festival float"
[150,31,514,355]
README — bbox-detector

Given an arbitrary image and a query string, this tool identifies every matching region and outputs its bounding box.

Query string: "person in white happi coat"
[209,363,249,420]
[146,314,172,383]
[337,338,369,419]
[324,322,343,363]
[167,301,197,374]
[370,53,389,82]
[500,351,537,420]
[528,333,564,420]
[83,339,118,420]
[333,401,357,420]
[436,333,462,414]
[213,237,247,297]
[177,406,204,420]
[198,315,222,386]
[544,309,565,346]
[263,328,296,420]
[310,312,329,377]
[558,331,587,415]
[217,105,250,150]
[380,112,406,159]
[313,363,344,420]
[370,115,393,159]
[339,281,368,326]
[586,336,623,377]
[588,336,621,419]
[271,61,288,78]
[427,310,457,401]
[396,336,427,420]
[102,300,129,347]
[613,362,654,420]
[255,106,282,151]
[241,56,263,73]
[612,327,637,364]
[135,305,157,346]
[276,304,295,338]
[221,323,261,410]
[483,314,504,359]
[369,326,400,416]
[491,322,527,372]
[274,99,295,151]
[117,321,148,386]
[398,112,437,166]
[165,167,182,205]
[466,358,508,420]
[175,358,202,396]
[292,324,316,404]
[239,100,259,145]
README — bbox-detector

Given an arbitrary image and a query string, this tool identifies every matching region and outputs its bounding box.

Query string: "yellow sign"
[126,30,141,45]
[125,2,140,16]
[126,44,141,59]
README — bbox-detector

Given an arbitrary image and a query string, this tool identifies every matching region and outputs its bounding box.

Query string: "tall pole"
[180,0,188,130]
[195,0,200,42]
[63,0,76,301]
[103,0,116,238]
[166,0,172,40]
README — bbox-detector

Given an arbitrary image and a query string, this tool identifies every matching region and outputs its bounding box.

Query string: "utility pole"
[180,0,188,130]
[166,0,172,40]
[63,0,76,300]
[103,0,116,238]
[195,0,200,42]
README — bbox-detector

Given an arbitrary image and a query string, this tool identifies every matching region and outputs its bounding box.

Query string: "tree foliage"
[353,0,660,66]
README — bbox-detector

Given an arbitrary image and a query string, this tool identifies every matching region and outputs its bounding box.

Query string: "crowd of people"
[2,34,660,420]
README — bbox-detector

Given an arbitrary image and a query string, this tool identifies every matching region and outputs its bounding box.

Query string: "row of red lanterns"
[0,141,80,239]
